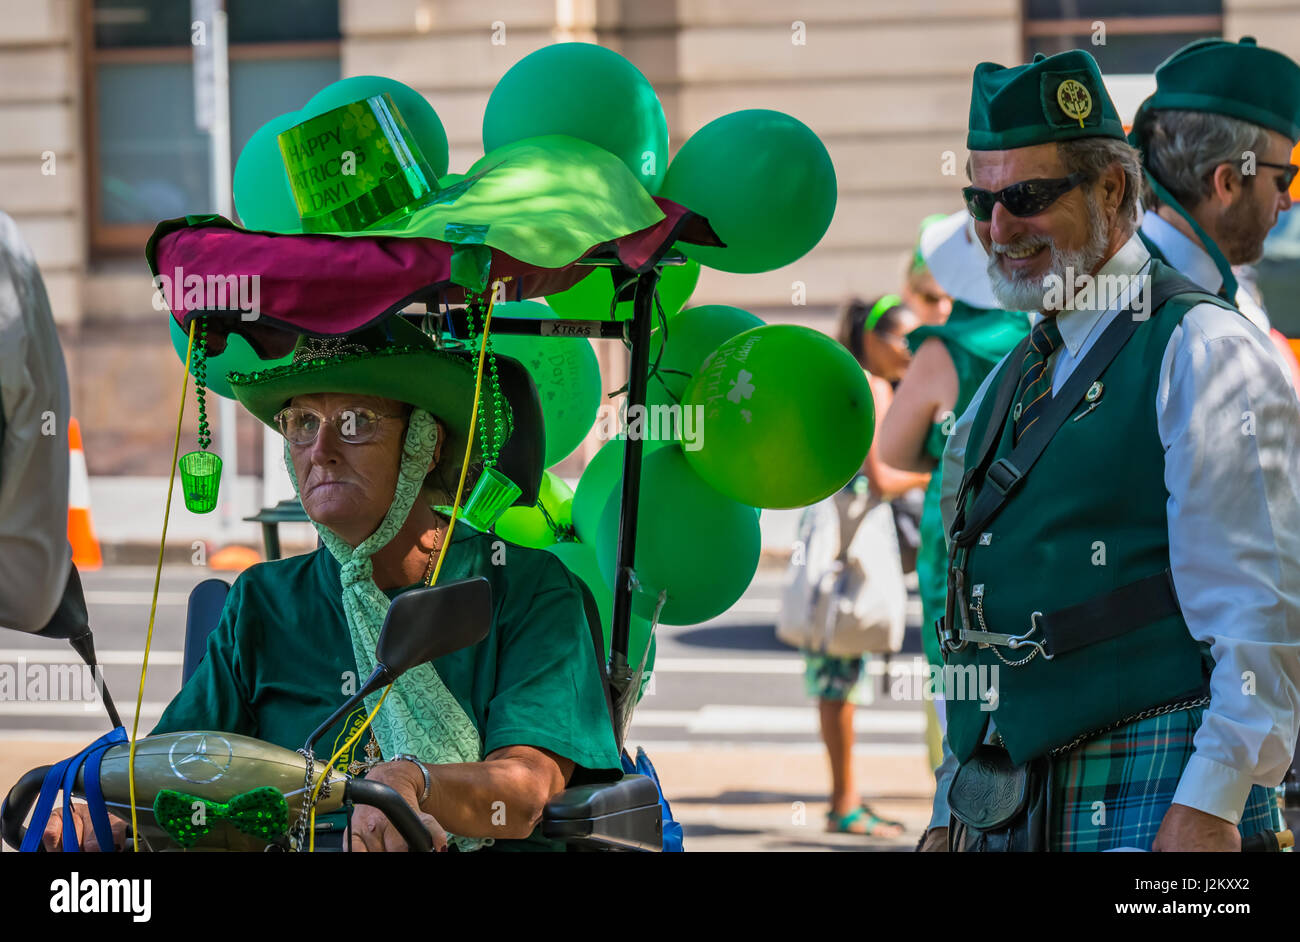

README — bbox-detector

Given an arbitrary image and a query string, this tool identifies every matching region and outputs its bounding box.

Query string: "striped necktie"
[1013,317,1064,445]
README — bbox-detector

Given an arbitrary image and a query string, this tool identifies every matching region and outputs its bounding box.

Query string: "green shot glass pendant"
[179,318,223,514]
[456,291,521,531]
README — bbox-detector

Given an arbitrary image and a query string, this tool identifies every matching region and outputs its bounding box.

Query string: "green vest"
[945,266,1232,765]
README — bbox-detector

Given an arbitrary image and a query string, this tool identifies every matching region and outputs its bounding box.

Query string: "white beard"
[986,194,1109,312]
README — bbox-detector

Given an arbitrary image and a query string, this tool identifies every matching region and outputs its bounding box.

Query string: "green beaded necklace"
[454,291,521,530]
[178,317,223,514]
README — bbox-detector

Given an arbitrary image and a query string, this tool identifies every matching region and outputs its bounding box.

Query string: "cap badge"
[1056,79,1092,128]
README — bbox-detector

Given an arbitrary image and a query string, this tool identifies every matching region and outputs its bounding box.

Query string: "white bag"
[776,487,907,657]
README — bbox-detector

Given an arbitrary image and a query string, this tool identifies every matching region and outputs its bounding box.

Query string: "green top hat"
[967,49,1126,151]
[1133,36,1300,142]
[227,316,513,473]
[277,93,442,234]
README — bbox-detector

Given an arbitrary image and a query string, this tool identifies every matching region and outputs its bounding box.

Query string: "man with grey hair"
[917,48,1300,853]
[1131,36,1300,382]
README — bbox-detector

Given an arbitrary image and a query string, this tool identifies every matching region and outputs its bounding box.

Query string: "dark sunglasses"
[1253,160,1298,193]
[962,172,1089,222]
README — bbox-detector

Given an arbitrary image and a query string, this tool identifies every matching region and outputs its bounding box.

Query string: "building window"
[85,0,341,254]
[1023,0,1224,74]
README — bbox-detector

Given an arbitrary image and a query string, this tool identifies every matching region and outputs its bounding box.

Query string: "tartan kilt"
[1049,706,1281,852]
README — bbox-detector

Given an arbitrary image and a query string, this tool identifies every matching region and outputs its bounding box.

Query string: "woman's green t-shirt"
[907,300,1030,668]
[152,524,622,851]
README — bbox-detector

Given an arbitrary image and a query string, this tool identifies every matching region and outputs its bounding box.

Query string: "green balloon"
[489,334,601,468]
[647,304,766,410]
[545,540,656,677]
[660,110,837,273]
[304,75,449,178]
[572,435,671,546]
[169,319,293,400]
[493,505,556,548]
[682,325,874,508]
[595,446,760,625]
[437,172,466,188]
[546,255,699,321]
[493,470,573,547]
[483,43,669,194]
[489,299,554,320]
[233,111,304,232]
[538,470,574,529]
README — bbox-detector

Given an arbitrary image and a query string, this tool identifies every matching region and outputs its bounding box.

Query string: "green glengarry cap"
[1135,36,1300,142]
[967,49,1126,151]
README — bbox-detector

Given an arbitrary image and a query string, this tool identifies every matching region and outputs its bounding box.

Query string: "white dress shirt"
[929,231,1300,829]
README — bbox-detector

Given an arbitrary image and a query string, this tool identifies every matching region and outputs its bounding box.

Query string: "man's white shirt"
[929,231,1300,829]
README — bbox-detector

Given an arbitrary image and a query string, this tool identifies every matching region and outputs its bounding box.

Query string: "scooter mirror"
[303,577,493,754]
[375,577,492,680]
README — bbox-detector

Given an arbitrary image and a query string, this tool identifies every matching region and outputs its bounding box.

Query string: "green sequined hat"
[1131,36,1300,143]
[227,316,513,471]
[967,49,1126,151]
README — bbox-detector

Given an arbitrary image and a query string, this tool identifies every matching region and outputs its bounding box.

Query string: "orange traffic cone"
[67,418,102,571]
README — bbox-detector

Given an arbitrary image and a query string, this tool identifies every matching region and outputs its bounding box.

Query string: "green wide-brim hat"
[227,316,512,471]
[967,49,1126,151]
[1133,36,1300,142]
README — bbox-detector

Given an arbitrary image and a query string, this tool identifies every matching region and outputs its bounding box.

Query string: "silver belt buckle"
[959,610,1054,660]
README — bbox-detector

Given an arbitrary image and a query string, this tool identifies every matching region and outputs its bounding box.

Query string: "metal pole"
[208,5,238,534]
[608,267,659,702]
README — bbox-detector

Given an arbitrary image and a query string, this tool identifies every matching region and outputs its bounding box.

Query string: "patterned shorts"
[1049,706,1281,851]
[802,650,874,705]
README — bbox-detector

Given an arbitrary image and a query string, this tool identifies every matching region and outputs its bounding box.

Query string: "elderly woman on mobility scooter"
[44,317,622,853]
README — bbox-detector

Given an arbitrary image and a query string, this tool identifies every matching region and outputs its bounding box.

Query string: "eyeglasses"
[962,172,1089,222]
[1253,160,1298,193]
[273,405,405,446]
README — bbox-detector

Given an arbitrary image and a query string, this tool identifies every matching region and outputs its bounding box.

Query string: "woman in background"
[804,295,929,837]
[877,211,1030,775]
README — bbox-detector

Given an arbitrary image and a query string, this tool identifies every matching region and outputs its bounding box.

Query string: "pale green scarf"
[284,408,488,850]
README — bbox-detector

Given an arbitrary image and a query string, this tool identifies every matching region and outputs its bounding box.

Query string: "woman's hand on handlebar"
[41,802,128,852]
[350,761,447,853]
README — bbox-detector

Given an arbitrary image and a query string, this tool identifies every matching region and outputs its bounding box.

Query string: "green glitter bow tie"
[153,786,289,848]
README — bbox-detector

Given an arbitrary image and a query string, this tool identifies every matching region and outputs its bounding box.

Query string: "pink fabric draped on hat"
[153,197,720,358]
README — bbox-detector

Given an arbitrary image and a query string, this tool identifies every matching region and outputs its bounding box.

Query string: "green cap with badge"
[967,49,1126,151]
[1132,36,1300,143]
[1130,37,1300,303]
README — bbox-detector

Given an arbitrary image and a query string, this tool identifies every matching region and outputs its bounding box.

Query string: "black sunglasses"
[962,172,1089,222]
[1253,160,1298,193]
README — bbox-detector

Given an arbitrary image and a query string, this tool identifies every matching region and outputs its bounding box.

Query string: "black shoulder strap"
[953,262,1209,547]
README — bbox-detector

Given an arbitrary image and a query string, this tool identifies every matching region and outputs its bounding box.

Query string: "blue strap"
[82,729,127,851]
[60,755,82,852]
[18,755,75,852]
[19,727,127,853]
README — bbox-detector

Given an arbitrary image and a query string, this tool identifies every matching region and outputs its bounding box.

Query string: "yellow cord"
[306,684,391,852]
[129,319,195,850]
[305,289,498,850]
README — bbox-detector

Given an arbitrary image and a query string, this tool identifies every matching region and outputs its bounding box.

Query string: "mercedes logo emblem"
[168,733,234,785]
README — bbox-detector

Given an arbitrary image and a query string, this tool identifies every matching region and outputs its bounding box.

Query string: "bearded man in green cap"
[1132,37,1300,380]
[916,48,1300,852]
